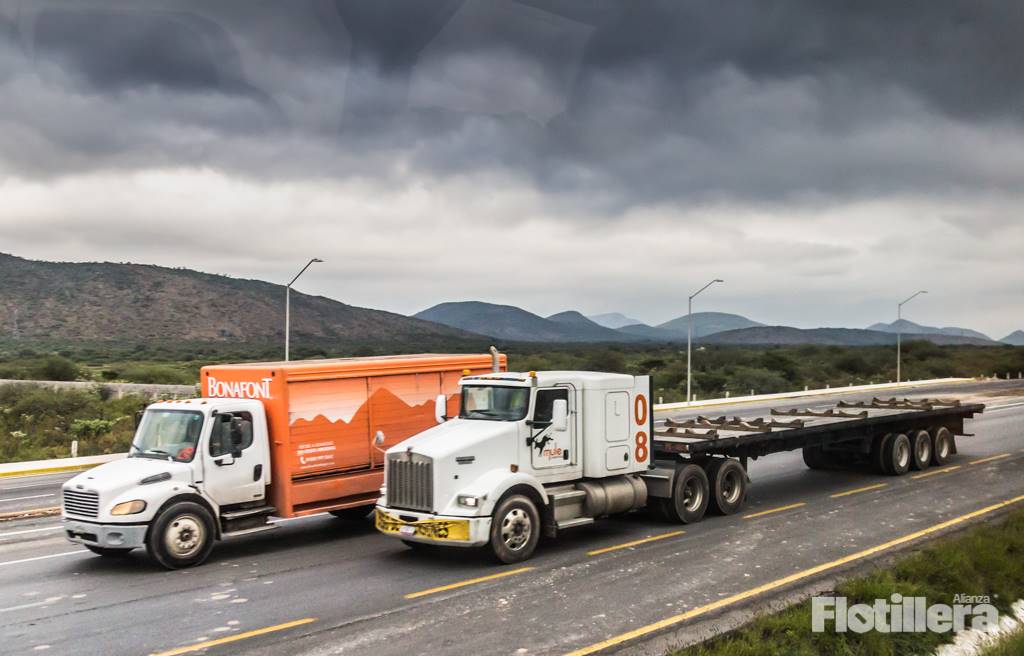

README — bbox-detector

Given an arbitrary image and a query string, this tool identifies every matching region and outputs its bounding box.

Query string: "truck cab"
[375,371,654,562]
[62,398,273,568]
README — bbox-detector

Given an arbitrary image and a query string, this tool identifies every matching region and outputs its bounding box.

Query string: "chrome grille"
[63,489,99,518]
[387,453,433,512]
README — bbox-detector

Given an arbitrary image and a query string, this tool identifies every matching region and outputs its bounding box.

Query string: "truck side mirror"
[551,399,568,432]
[134,410,144,430]
[434,394,448,424]
[229,417,244,447]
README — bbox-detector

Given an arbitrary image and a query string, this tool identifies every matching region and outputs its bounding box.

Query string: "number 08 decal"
[634,394,649,462]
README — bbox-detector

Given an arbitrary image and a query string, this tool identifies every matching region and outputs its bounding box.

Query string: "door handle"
[253,464,263,481]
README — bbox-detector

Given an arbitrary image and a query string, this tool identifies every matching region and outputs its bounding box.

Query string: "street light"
[285,258,323,362]
[687,278,724,405]
[896,290,927,384]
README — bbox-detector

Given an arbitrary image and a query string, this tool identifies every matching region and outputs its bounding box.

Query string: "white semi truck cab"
[375,370,681,562]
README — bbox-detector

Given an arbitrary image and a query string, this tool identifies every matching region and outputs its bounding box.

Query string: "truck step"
[222,524,279,538]
[549,489,587,506]
[555,517,594,530]
[221,505,276,521]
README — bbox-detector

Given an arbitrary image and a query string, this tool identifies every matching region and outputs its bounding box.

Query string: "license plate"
[376,510,470,541]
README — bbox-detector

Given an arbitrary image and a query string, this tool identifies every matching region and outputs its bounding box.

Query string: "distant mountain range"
[589,312,643,329]
[0,253,483,352]
[867,319,992,341]
[701,326,994,347]
[1002,330,1024,346]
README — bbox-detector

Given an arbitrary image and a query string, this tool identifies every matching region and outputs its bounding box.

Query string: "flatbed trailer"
[653,397,985,475]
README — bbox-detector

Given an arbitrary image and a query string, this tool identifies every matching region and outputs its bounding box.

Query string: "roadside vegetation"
[1,341,1022,403]
[675,510,1024,656]
[0,385,150,462]
[980,624,1024,656]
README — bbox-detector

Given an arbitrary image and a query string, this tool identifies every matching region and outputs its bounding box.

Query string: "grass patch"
[981,624,1024,656]
[676,510,1024,656]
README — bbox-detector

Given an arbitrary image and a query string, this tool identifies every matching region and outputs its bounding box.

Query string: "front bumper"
[374,506,490,547]
[64,518,148,550]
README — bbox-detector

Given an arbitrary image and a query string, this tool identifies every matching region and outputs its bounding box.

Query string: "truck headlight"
[457,495,481,508]
[111,500,147,515]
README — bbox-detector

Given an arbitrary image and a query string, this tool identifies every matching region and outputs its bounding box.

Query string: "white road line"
[0,525,63,538]
[0,595,66,613]
[0,494,55,503]
[0,550,86,567]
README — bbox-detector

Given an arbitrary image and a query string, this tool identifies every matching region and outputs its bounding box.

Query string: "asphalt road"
[1,379,1021,656]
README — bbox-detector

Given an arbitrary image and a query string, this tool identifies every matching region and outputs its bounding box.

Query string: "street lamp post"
[285,258,323,362]
[896,290,927,384]
[687,278,724,405]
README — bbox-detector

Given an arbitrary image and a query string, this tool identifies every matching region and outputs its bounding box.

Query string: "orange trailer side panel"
[201,353,507,517]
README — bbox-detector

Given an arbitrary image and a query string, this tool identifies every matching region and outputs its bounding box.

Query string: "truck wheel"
[872,433,895,475]
[802,446,828,470]
[489,495,540,564]
[706,459,747,515]
[146,501,216,570]
[908,430,932,471]
[930,427,954,466]
[329,506,372,521]
[85,545,133,557]
[664,464,710,524]
[884,433,912,476]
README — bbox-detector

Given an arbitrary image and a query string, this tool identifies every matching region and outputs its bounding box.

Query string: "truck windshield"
[459,385,530,421]
[130,410,204,462]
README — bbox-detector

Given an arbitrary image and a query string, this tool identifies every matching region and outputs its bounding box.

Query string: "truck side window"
[209,412,254,457]
[533,388,568,423]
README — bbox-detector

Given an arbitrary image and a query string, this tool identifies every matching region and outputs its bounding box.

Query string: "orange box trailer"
[200,353,506,518]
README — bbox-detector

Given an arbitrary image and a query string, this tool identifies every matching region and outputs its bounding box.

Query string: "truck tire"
[85,545,133,557]
[802,446,829,470]
[706,458,747,515]
[872,433,895,475]
[930,427,954,466]
[146,501,216,570]
[329,506,372,521]
[489,495,541,564]
[907,430,932,471]
[884,433,912,476]
[664,464,710,524]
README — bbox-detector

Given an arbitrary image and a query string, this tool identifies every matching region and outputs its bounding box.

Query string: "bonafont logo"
[207,375,273,400]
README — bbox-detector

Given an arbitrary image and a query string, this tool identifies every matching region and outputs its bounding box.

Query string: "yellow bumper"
[375,508,472,542]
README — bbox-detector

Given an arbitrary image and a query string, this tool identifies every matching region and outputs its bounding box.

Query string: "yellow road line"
[912,465,961,480]
[149,618,317,656]
[586,531,684,557]
[830,483,888,498]
[970,453,1011,466]
[404,567,533,600]
[743,502,806,519]
[563,493,1024,656]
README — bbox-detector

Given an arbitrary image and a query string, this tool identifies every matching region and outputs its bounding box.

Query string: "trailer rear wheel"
[907,430,932,471]
[489,495,540,564]
[706,458,747,515]
[146,501,216,569]
[664,464,710,524]
[802,446,830,470]
[930,427,954,466]
[884,433,912,476]
[872,433,895,475]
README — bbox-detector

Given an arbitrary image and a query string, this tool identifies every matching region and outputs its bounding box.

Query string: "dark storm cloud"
[2,0,1024,206]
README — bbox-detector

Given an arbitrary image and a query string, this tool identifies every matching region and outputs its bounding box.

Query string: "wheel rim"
[937,435,950,459]
[721,470,741,504]
[500,508,532,551]
[916,437,930,463]
[164,513,205,559]
[683,477,704,512]
[896,440,910,469]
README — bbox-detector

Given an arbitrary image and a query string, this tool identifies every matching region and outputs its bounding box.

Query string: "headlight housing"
[457,494,481,508]
[111,500,147,515]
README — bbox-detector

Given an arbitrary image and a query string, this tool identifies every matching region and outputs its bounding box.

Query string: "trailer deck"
[653,397,985,461]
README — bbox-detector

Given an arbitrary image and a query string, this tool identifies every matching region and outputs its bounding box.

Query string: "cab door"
[202,409,268,507]
[528,386,575,470]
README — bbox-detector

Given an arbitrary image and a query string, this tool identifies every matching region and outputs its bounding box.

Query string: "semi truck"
[374,370,984,562]
[61,351,506,569]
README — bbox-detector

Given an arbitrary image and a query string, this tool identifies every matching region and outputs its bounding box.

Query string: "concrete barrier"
[0,378,198,399]
[0,452,126,478]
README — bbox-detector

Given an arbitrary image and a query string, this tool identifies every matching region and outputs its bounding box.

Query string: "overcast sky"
[1,1,1021,338]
